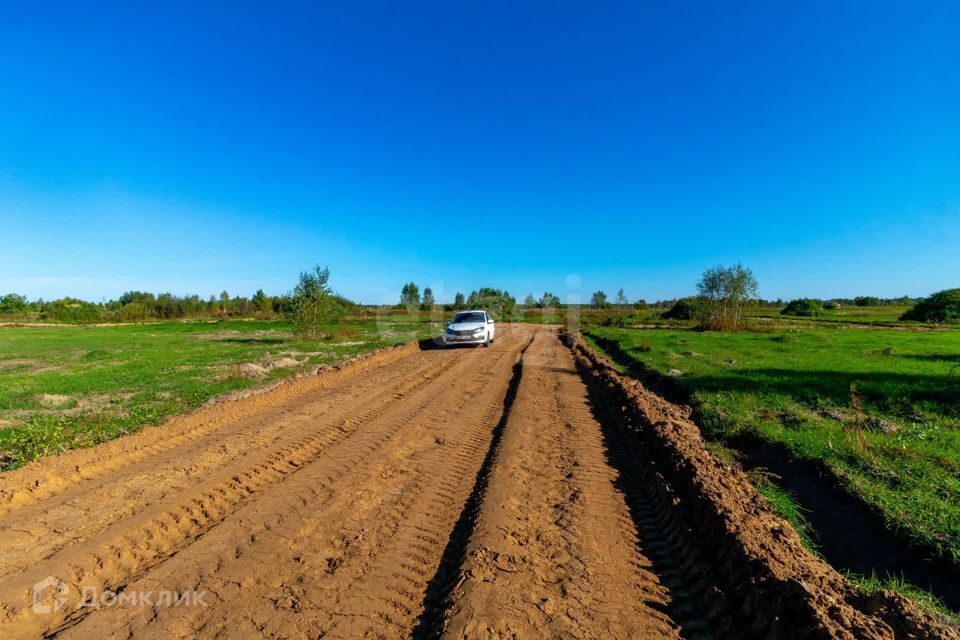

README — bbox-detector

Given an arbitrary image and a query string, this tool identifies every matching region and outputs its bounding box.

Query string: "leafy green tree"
[782,298,824,317]
[218,291,232,316]
[453,292,465,309]
[289,265,345,338]
[523,293,536,307]
[421,287,435,311]
[663,297,699,320]
[252,289,271,312]
[0,293,27,314]
[590,291,608,309]
[539,292,560,308]
[901,289,960,323]
[400,282,420,308]
[465,287,517,319]
[696,263,758,330]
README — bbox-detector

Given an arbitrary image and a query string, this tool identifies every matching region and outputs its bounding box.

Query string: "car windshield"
[452,312,485,324]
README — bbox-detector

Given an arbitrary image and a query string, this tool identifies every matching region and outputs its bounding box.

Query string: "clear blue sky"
[1,1,958,304]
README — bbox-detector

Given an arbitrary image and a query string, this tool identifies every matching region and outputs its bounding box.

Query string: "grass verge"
[583,325,960,615]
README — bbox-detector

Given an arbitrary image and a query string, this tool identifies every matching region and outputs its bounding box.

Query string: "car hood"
[448,322,486,331]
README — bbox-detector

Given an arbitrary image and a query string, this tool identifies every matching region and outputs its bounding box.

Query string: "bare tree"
[615,288,628,309]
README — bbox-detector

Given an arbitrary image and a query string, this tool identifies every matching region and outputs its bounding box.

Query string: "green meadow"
[584,325,960,564]
[0,316,438,470]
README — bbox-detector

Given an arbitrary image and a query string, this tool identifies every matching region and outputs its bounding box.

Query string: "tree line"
[3,266,953,328]
[398,283,519,319]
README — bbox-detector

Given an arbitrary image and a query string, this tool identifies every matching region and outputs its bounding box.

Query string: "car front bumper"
[442,333,487,345]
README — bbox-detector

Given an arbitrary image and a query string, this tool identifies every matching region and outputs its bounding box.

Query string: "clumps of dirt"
[268,357,300,369]
[29,394,129,415]
[194,329,287,341]
[818,408,900,434]
[202,341,421,408]
[1,359,63,375]
[235,357,302,378]
[568,334,958,640]
[35,394,73,408]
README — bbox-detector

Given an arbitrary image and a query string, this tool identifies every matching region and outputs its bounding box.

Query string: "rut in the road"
[433,330,689,639]
[1,327,536,639]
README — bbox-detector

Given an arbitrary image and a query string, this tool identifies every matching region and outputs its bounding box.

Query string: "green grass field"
[0,316,439,471]
[746,304,923,325]
[584,326,960,565]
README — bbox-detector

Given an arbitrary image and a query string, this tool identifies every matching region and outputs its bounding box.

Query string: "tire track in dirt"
[50,329,532,639]
[0,341,426,516]
[0,352,459,574]
[5,325,954,640]
[435,329,680,639]
[0,329,531,639]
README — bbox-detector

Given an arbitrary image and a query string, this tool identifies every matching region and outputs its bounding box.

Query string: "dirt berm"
[569,333,958,639]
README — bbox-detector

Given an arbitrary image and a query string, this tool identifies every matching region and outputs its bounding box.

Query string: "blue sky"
[1,1,958,304]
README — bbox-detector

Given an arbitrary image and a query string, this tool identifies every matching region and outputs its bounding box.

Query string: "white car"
[442,310,496,347]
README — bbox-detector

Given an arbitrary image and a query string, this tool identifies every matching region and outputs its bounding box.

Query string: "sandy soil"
[0,325,955,639]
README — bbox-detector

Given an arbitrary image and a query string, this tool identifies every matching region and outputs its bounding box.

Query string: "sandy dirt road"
[1,324,954,639]
[0,325,679,639]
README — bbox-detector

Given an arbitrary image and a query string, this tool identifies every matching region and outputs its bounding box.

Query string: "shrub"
[40,298,103,323]
[590,291,608,309]
[854,296,882,307]
[663,297,699,320]
[0,293,28,314]
[289,266,346,338]
[901,288,960,323]
[781,298,823,317]
[696,263,759,331]
[601,314,627,328]
[118,302,149,322]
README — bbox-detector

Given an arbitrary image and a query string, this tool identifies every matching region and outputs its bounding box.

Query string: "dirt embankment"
[569,333,958,639]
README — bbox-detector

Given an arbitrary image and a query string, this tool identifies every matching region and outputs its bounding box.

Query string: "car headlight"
[473,327,484,333]
[445,325,454,334]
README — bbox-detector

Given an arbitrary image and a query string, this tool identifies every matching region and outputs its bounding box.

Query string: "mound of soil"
[569,334,958,640]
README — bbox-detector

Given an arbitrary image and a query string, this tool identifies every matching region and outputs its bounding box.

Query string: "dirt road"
[0,325,955,639]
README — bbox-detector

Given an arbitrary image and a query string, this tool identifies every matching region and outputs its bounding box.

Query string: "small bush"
[601,314,627,328]
[289,266,346,339]
[118,302,149,322]
[901,288,960,324]
[663,297,698,320]
[40,298,104,323]
[782,298,823,317]
[331,325,359,340]
[0,293,28,315]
